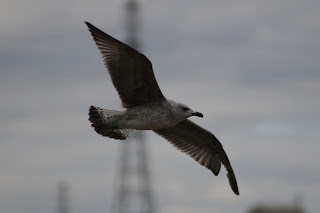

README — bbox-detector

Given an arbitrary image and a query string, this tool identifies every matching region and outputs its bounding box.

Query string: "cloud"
[1,1,320,213]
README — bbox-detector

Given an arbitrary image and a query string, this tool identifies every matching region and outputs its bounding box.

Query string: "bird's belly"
[119,117,177,130]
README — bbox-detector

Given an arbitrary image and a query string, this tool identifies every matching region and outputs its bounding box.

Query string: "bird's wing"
[85,22,165,108]
[153,119,239,195]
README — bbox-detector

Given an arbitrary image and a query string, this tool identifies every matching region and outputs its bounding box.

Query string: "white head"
[174,102,203,119]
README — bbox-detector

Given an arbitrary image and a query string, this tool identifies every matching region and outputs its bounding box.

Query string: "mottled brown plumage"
[86,22,239,195]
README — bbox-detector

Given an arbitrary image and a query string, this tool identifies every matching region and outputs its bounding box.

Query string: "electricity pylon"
[111,1,155,213]
[57,181,69,213]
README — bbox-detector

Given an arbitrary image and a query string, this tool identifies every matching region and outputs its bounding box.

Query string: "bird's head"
[176,103,203,119]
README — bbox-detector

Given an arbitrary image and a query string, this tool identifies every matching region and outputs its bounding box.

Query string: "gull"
[85,22,239,195]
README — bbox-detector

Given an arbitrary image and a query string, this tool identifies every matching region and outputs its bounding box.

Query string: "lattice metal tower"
[57,181,69,213]
[111,1,155,213]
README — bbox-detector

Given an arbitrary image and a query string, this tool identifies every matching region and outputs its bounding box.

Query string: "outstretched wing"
[153,120,239,195]
[85,22,165,108]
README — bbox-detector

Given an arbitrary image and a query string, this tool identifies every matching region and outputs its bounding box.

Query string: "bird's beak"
[192,112,203,118]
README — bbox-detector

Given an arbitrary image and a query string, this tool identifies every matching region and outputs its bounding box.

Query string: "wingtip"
[233,187,240,195]
[84,21,92,29]
[227,173,240,195]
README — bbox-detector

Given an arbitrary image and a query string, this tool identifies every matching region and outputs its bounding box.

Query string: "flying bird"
[85,22,239,195]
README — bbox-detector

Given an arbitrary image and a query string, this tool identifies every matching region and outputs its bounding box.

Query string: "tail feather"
[89,106,132,140]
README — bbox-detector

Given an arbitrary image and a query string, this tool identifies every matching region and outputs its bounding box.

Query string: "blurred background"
[1,0,319,213]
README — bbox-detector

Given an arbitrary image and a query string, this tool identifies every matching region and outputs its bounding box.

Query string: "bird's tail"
[89,106,133,140]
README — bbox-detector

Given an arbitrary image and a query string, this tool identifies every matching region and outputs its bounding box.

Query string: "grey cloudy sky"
[1,0,320,213]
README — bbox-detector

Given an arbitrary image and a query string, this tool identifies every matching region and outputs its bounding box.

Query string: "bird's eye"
[181,106,189,111]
